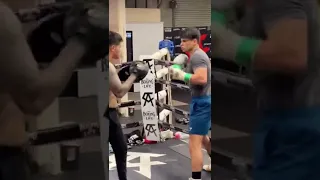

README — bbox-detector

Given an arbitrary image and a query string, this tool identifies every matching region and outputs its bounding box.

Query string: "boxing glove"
[27,12,67,63]
[169,66,192,82]
[63,2,109,64]
[117,64,131,81]
[129,61,149,82]
[172,54,188,65]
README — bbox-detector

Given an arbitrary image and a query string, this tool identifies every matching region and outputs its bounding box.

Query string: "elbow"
[113,91,125,99]
[290,53,307,72]
[281,49,307,72]
[198,78,208,85]
[193,76,207,85]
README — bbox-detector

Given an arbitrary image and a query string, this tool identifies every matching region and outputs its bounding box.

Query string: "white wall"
[126,22,164,93]
[126,22,164,61]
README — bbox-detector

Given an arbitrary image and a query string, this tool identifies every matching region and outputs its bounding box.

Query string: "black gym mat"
[34,140,211,180]
[110,140,211,180]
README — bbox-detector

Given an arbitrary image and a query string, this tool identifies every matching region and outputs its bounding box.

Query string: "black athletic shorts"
[0,146,30,180]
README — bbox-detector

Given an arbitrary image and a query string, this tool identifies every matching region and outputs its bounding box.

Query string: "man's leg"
[189,134,204,179]
[202,136,211,172]
[109,109,128,180]
[188,96,211,180]
[202,136,211,155]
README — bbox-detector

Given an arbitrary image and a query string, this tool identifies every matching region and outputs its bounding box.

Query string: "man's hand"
[27,12,67,63]
[212,13,261,67]
[169,65,192,82]
[27,2,109,64]
[64,2,109,63]
[129,61,149,82]
[172,54,188,65]
[212,0,308,73]
[109,62,137,98]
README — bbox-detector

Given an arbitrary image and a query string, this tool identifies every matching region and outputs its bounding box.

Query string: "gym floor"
[32,87,250,180]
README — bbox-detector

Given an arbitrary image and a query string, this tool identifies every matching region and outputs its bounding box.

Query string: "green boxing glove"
[211,10,262,67]
[169,64,192,82]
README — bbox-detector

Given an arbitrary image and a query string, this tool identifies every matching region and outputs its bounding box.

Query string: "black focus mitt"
[27,12,67,63]
[27,2,109,65]
[129,61,149,82]
[117,64,131,81]
[63,2,109,64]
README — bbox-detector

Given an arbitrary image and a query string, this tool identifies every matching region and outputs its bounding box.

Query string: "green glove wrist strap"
[235,38,262,67]
[211,10,226,25]
[172,64,182,69]
[184,73,192,82]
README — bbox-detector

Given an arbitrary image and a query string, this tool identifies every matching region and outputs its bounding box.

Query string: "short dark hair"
[109,31,123,47]
[181,28,200,42]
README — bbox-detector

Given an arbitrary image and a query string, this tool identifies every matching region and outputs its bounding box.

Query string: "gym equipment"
[29,122,99,146]
[159,40,174,57]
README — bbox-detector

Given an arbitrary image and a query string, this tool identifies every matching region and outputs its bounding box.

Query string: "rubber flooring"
[34,140,211,180]
[109,140,211,180]
[33,87,255,180]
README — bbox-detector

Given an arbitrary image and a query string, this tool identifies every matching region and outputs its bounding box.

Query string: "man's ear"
[109,45,114,52]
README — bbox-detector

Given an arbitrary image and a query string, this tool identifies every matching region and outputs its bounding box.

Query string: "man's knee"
[189,135,203,150]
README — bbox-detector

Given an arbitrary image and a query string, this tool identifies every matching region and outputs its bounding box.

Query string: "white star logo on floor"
[109,151,167,179]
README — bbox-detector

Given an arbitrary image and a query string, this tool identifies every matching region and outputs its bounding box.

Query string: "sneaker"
[203,164,211,172]
[188,178,201,180]
[182,118,189,125]
[175,117,183,123]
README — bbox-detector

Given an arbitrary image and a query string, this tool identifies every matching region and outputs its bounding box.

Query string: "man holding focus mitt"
[108,31,149,180]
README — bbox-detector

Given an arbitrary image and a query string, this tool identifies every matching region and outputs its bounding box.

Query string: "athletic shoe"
[182,118,189,125]
[175,117,184,123]
[128,134,144,146]
[109,143,113,153]
[203,164,211,172]
[127,144,132,149]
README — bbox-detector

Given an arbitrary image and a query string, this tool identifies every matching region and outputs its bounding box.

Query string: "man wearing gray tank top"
[169,28,211,180]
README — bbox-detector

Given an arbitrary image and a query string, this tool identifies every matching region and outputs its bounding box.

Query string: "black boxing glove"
[63,2,108,64]
[117,64,131,81]
[27,12,67,63]
[129,61,149,82]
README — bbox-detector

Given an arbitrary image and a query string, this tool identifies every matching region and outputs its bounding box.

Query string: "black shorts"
[0,146,30,180]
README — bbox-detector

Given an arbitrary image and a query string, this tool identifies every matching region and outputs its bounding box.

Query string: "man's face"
[109,43,122,63]
[180,38,197,53]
